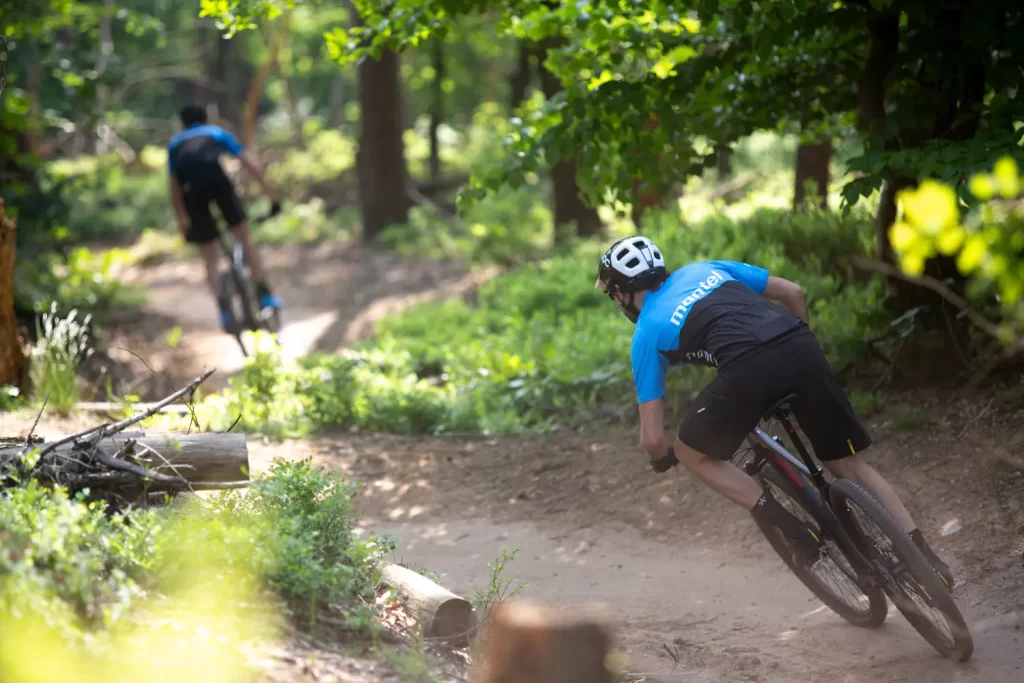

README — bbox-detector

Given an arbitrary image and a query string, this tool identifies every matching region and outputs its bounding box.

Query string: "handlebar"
[251,201,282,224]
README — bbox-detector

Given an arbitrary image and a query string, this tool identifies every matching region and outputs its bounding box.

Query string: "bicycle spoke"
[843,500,956,647]
[764,479,873,617]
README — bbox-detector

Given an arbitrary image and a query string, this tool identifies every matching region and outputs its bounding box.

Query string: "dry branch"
[1,369,244,507]
[853,258,1024,353]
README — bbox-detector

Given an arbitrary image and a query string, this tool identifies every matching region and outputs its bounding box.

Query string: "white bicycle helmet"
[595,235,667,322]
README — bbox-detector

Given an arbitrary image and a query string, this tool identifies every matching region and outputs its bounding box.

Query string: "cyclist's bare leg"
[198,241,221,299]
[229,222,267,283]
[823,455,915,532]
[673,437,761,508]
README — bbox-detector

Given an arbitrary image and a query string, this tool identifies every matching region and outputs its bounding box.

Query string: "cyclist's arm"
[211,126,279,204]
[638,398,666,457]
[633,330,669,459]
[763,275,808,323]
[169,175,188,231]
[237,150,279,204]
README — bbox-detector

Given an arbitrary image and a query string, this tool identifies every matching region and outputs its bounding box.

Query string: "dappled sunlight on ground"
[106,238,499,395]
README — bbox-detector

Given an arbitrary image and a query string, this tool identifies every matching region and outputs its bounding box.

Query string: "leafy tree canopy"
[199,1,1024,215]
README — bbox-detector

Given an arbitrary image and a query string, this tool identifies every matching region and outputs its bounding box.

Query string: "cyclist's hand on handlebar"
[650,445,679,473]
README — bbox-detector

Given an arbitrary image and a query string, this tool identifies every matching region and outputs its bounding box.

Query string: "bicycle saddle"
[761,392,800,422]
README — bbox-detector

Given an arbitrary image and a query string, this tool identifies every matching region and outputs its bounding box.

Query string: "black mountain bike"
[216,206,282,357]
[702,393,973,661]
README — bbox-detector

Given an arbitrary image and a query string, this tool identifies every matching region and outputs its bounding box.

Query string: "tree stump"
[472,601,615,683]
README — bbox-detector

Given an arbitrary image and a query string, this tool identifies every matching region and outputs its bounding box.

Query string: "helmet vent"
[616,248,630,259]
[625,257,641,268]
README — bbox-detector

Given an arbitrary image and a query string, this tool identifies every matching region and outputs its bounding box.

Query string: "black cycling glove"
[651,446,679,473]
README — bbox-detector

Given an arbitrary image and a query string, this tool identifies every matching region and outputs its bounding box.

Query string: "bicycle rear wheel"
[756,467,888,628]
[829,479,973,661]
[219,270,248,356]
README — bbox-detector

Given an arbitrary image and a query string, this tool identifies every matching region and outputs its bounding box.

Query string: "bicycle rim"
[758,469,887,627]
[829,479,973,661]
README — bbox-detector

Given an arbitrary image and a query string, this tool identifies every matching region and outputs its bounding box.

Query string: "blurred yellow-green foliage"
[889,156,1024,333]
[0,458,391,682]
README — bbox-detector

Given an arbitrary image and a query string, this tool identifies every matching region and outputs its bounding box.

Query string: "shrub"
[0,457,389,682]
[166,202,887,437]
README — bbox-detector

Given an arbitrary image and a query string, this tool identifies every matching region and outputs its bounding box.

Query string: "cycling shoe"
[259,293,282,310]
[784,522,824,568]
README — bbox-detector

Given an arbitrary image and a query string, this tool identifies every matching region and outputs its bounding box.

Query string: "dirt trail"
[105,240,496,393]
[97,245,1024,681]
[243,424,1024,683]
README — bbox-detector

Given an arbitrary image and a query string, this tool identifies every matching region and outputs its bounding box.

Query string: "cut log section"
[472,601,615,683]
[0,432,249,487]
[380,564,475,644]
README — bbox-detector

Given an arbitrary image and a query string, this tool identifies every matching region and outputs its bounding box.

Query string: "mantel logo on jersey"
[670,270,725,326]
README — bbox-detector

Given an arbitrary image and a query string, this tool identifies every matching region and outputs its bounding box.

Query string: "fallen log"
[1,432,249,484]
[472,601,615,683]
[0,369,244,509]
[380,563,475,644]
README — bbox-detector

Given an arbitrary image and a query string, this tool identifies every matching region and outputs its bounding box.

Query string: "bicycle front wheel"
[829,478,973,661]
[756,467,888,628]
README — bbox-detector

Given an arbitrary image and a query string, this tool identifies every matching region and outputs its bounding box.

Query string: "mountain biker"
[595,235,954,590]
[167,103,282,332]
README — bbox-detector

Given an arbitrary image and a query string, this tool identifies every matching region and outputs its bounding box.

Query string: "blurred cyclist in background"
[167,103,282,331]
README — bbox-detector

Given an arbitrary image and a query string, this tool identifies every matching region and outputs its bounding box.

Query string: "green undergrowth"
[0,457,393,682]
[156,204,890,438]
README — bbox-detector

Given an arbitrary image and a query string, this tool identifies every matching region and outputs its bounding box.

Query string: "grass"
[29,304,93,414]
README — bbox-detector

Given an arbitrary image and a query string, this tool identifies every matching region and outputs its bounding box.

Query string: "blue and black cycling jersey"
[631,261,805,404]
[167,124,244,184]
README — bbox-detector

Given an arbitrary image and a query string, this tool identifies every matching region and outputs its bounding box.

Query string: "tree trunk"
[793,138,833,212]
[214,34,243,129]
[535,43,602,243]
[0,200,24,389]
[509,41,532,111]
[716,145,733,180]
[242,17,290,148]
[428,38,445,180]
[380,564,474,643]
[630,113,665,227]
[356,46,413,239]
[0,433,250,487]
[472,601,615,683]
[327,75,346,128]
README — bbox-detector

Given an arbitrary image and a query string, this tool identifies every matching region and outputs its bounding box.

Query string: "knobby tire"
[829,478,973,661]
[755,467,888,628]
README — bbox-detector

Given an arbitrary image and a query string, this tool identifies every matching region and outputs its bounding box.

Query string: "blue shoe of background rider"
[259,293,282,311]
[220,309,242,334]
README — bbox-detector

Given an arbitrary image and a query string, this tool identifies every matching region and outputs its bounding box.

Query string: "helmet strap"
[619,292,641,323]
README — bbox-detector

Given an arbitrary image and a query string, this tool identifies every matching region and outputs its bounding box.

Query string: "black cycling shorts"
[180,168,246,244]
[677,328,871,462]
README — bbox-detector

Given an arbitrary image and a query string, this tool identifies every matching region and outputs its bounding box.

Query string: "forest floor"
[13,238,1024,682]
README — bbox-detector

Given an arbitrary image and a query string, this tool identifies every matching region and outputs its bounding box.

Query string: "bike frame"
[742,406,879,583]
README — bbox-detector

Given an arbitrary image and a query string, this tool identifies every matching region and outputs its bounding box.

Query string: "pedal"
[742,458,762,476]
